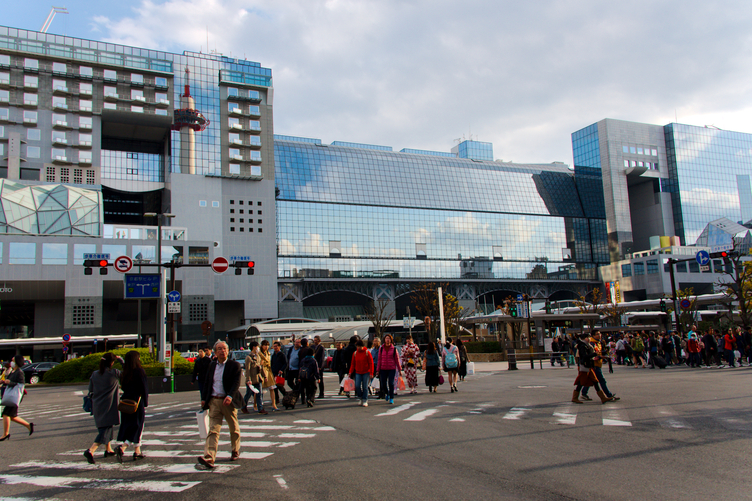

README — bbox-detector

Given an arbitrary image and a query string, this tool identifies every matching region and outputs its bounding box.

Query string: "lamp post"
[144,213,175,368]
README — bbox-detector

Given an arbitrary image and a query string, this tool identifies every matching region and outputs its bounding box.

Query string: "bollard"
[507,347,518,370]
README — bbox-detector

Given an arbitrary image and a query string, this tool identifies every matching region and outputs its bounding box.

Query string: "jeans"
[725,349,736,367]
[581,367,613,397]
[379,369,396,401]
[354,373,369,402]
[243,382,263,411]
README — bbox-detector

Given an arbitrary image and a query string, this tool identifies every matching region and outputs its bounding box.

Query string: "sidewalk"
[474,361,572,372]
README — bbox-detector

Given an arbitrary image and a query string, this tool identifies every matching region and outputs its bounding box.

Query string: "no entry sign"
[211,256,229,274]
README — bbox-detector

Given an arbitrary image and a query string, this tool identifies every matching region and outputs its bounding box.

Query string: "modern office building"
[573,119,752,300]
[274,137,608,320]
[0,26,277,360]
[572,119,752,261]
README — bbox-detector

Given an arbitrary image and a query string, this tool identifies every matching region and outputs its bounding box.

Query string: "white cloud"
[85,0,752,165]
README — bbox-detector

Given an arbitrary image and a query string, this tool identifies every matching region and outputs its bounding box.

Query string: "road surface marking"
[0,474,200,493]
[652,406,691,429]
[277,433,316,438]
[274,475,289,490]
[405,409,440,421]
[449,418,466,422]
[294,419,317,423]
[502,407,531,420]
[602,407,632,427]
[10,460,237,474]
[58,450,273,459]
[552,404,577,425]
[375,401,419,417]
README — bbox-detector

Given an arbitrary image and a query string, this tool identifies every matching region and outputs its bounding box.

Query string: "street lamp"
[144,213,175,362]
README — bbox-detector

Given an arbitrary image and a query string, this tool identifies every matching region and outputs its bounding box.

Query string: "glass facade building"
[275,138,609,283]
[572,119,752,261]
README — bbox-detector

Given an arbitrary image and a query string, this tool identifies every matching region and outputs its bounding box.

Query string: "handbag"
[438,374,445,385]
[117,396,141,414]
[83,393,93,414]
[197,410,209,439]
[275,375,286,386]
[0,383,23,407]
[397,375,406,391]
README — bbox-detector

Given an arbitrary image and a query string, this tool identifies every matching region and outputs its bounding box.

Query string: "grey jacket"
[88,368,121,429]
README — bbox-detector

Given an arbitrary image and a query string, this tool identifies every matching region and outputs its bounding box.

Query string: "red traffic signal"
[83,259,109,275]
[233,260,255,275]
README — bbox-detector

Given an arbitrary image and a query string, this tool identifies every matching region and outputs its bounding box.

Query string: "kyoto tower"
[172,67,209,174]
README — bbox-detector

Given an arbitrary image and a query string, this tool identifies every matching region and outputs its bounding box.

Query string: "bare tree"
[575,287,606,332]
[367,298,394,341]
[713,241,752,329]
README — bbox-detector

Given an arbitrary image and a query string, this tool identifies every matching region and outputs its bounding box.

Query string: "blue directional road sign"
[696,250,710,266]
[167,290,181,302]
[517,294,523,301]
[124,274,161,299]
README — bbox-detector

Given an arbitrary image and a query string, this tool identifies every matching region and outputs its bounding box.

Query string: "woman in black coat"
[271,341,288,400]
[84,353,121,463]
[116,351,148,461]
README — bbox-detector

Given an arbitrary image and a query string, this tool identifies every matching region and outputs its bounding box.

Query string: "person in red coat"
[349,340,374,407]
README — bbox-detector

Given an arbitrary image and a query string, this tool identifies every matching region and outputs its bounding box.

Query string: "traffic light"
[233,260,255,275]
[83,259,108,275]
[545,299,551,314]
[660,300,666,312]
[710,250,731,262]
[509,304,518,318]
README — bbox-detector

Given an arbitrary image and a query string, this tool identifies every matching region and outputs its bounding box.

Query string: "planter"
[467,352,506,362]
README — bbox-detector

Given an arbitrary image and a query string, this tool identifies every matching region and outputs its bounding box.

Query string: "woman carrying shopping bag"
[84,353,121,463]
[376,334,402,404]
[116,351,148,461]
[400,336,420,394]
[0,355,33,440]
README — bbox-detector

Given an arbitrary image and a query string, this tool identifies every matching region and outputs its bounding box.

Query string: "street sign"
[62,333,71,342]
[680,298,691,310]
[62,346,68,353]
[113,255,133,273]
[211,256,229,274]
[167,302,181,314]
[516,294,523,301]
[402,316,416,329]
[167,290,181,302]
[124,274,161,299]
[165,342,171,359]
[700,265,710,272]
[695,250,710,266]
[83,253,111,261]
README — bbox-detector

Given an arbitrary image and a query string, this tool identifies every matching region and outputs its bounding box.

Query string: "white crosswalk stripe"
[502,406,532,420]
[11,460,239,474]
[652,406,692,429]
[404,408,440,421]
[602,406,632,427]
[375,401,419,417]
[552,404,577,425]
[0,474,200,493]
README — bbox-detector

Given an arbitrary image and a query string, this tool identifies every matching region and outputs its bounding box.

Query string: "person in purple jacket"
[376,334,402,404]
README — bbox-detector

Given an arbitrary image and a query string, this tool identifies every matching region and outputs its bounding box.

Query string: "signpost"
[680,298,691,310]
[124,274,161,299]
[113,255,133,273]
[695,250,710,267]
[211,257,229,274]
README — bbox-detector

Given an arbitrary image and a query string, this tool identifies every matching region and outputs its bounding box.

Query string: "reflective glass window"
[131,89,144,100]
[79,116,92,128]
[131,73,143,84]
[42,243,67,265]
[155,76,167,87]
[26,146,40,158]
[23,110,37,122]
[0,108,7,120]
[227,87,238,97]
[53,79,67,91]
[53,62,66,73]
[633,262,644,275]
[23,93,37,105]
[0,89,7,103]
[104,69,117,80]
[27,129,40,141]
[79,82,93,94]
[79,66,93,77]
[24,75,38,87]
[10,243,35,264]
[24,58,38,69]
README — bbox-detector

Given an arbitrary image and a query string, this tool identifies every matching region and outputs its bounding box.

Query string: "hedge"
[44,348,192,383]
[464,341,502,353]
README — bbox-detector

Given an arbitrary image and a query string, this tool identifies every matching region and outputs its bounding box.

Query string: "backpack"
[634,338,644,352]
[445,348,458,369]
[299,356,317,380]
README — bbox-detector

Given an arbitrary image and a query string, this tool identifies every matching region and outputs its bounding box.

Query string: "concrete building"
[0,26,277,360]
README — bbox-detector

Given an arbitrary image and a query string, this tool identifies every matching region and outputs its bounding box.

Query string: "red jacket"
[349,348,374,377]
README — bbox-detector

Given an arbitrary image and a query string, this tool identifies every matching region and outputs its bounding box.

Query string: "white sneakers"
[363,401,368,407]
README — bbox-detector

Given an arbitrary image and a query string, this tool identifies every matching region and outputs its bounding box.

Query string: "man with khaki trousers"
[198,341,243,468]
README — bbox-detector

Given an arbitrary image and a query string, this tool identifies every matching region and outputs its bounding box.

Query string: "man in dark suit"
[191,347,213,399]
[198,341,243,469]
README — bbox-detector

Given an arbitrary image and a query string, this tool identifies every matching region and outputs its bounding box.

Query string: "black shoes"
[133,453,146,461]
[116,446,124,464]
[104,450,117,458]
[28,423,34,436]
[84,449,95,464]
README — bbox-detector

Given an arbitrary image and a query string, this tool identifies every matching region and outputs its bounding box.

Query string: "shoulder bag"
[118,395,141,414]
[0,383,23,407]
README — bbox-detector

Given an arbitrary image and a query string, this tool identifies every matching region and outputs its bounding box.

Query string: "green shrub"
[464,341,502,353]
[44,348,191,383]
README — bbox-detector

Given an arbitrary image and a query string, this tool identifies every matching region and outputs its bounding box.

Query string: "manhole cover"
[517,385,547,389]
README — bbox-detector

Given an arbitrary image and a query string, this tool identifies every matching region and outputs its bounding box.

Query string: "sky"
[6,0,752,165]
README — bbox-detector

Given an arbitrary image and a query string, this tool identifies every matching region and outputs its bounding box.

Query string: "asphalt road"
[1,364,751,501]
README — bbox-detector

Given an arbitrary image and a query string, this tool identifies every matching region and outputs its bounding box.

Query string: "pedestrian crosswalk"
[2,391,335,496]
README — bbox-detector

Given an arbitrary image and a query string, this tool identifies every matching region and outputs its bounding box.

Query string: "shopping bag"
[343,376,355,393]
[397,376,406,391]
[466,362,475,376]
[0,384,23,407]
[197,410,209,439]
[275,375,286,386]
[734,350,741,359]
[370,377,380,390]
[83,393,93,414]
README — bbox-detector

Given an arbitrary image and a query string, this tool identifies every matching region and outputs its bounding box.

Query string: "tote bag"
[0,383,23,407]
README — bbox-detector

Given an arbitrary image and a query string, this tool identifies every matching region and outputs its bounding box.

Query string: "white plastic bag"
[466,362,475,375]
[370,377,380,390]
[197,410,209,439]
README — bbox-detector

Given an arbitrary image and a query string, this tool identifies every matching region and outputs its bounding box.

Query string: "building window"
[227,87,238,97]
[688,261,700,273]
[155,76,167,87]
[52,96,68,109]
[24,58,38,70]
[248,90,260,100]
[239,200,244,205]
[212,201,219,208]
[250,150,261,161]
[239,219,244,224]
[104,69,117,80]
[199,200,207,207]
[73,169,83,184]
[131,105,144,113]
[188,246,209,264]
[240,227,244,232]
[104,102,116,110]
[52,62,66,73]
[228,102,240,112]
[249,228,253,232]
[230,209,234,214]
[257,219,262,224]
[0,108,9,121]
[250,136,261,146]
[76,246,99,267]
[52,113,66,125]
[79,66,93,78]
[24,93,38,106]
[86,170,96,184]
[24,75,38,88]
[249,120,261,131]
[79,151,92,163]
[258,228,262,233]
[677,262,687,273]
[647,259,658,274]
[42,243,68,265]
[230,218,235,223]
[79,82,93,95]
[633,262,645,275]
[79,134,92,145]
[79,116,92,129]
[72,305,95,325]
[9,242,35,264]
[26,146,40,158]
[131,73,143,84]
[53,79,67,92]
[230,227,235,232]
[251,165,261,176]
[0,89,7,103]
[60,167,69,183]
[52,130,66,143]
[257,210,262,215]
[46,166,55,182]
[104,85,117,97]
[27,129,40,141]
[52,148,66,159]
[131,89,144,100]
[189,303,208,322]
